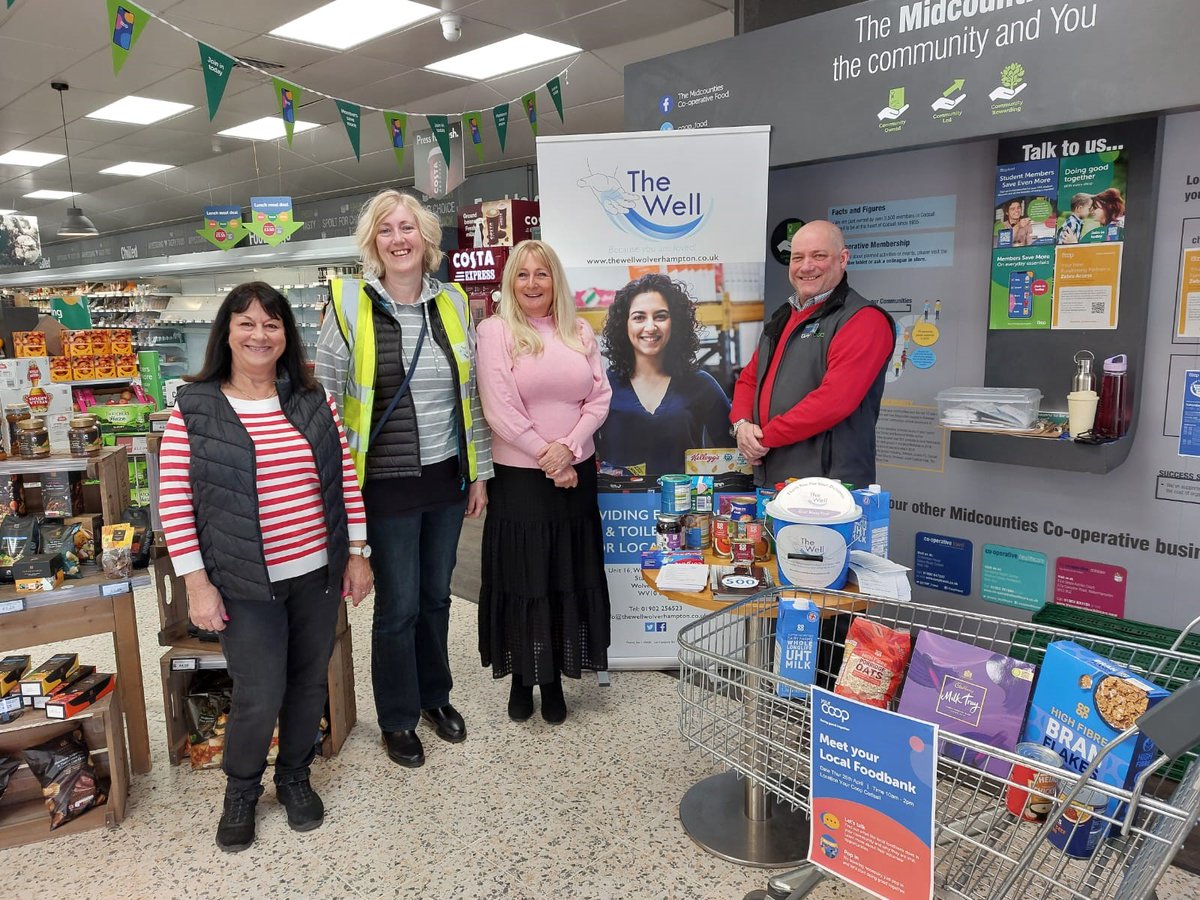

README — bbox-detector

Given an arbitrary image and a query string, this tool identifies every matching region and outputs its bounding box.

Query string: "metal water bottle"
[1071,350,1096,393]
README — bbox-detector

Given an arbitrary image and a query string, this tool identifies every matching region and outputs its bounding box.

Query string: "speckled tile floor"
[5,584,1200,900]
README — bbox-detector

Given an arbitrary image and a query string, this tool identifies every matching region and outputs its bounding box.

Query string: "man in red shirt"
[731,220,895,488]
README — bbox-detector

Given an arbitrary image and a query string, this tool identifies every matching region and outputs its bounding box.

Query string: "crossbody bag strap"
[369,314,428,445]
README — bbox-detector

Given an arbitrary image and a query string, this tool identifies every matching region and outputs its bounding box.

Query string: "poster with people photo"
[1055,151,1127,244]
[993,160,1058,249]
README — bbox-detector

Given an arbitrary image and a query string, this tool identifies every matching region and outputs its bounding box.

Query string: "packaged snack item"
[45,672,115,720]
[834,617,912,708]
[19,652,79,697]
[40,521,84,577]
[64,514,101,566]
[896,631,1037,776]
[0,694,22,723]
[0,755,19,800]
[186,670,234,770]
[1022,640,1169,823]
[13,552,65,593]
[39,470,83,518]
[0,654,31,696]
[21,729,108,829]
[0,514,40,581]
[121,505,154,568]
[100,524,134,578]
[32,665,95,709]
[775,598,820,696]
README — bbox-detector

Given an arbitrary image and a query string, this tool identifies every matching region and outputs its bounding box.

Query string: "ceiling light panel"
[217,117,322,141]
[24,190,77,199]
[0,209,16,215]
[270,0,440,50]
[0,150,65,167]
[99,161,176,176]
[86,96,194,125]
[425,34,581,80]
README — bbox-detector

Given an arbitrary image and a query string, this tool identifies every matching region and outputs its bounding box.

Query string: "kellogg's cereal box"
[684,448,751,476]
[1022,641,1168,821]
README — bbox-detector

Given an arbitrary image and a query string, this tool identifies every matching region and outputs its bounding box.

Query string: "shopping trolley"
[676,588,1200,900]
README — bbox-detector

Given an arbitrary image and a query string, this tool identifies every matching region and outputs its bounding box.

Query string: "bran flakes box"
[1021,641,1168,823]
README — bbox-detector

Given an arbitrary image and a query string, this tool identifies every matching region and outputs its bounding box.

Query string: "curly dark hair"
[187,281,317,391]
[601,273,701,379]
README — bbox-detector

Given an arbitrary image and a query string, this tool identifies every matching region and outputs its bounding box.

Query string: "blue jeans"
[367,498,467,732]
[218,566,341,795]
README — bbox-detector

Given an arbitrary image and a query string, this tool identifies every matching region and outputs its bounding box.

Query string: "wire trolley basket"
[676,588,1200,900]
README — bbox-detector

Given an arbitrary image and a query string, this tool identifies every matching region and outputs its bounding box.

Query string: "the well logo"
[577,164,710,241]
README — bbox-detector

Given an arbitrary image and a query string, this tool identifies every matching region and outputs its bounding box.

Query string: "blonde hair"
[354,189,444,278]
[498,240,583,357]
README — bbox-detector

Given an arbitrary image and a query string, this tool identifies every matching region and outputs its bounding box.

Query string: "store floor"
[7,569,1200,899]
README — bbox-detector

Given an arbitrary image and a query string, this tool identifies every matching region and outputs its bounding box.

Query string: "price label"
[101,581,132,597]
[0,598,26,615]
[171,657,199,672]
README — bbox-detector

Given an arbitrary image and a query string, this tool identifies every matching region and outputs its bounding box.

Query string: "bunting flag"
[426,115,452,167]
[463,111,485,163]
[107,0,148,75]
[384,111,408,171]
[198,43,236,121]
[272,77,301,146]
[493,103,510,153]
[546,77,565,123]
[197,205,248,251]
[336,100,362,161]
[521,91,538,136]
[6,1,16,9]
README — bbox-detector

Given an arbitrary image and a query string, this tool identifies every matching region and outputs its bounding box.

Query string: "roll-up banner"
[537,126,771,668]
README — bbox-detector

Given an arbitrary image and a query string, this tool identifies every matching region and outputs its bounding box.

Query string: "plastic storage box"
[936,387,1043,430]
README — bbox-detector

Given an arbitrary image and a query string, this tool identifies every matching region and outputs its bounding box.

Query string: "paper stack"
[655,563,711,593]
[847,551,912,601]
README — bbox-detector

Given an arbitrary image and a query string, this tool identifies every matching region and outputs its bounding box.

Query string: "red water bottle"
[1095,353,1130,438]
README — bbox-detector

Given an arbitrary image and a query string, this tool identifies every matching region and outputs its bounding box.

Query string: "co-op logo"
[1191,379,1200,399]
[820,700,850,722]
[576,162,709,242]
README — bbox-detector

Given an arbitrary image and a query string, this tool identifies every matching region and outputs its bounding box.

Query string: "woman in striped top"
[159,282,370,853]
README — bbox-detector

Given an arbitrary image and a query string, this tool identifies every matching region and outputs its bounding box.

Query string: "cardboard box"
[14,552,66,592]
[72,359,97,381]
[32,664,95,709]
[19,653,78,696]
[46,672,115,720]
[89,402,155,432]
[65,330,93,358]
[115,355,139,379]
[13,330,47,358]
[49,356,73,383]
[0,654,31,696]
[91,330,112,356]
[0,371,73,452]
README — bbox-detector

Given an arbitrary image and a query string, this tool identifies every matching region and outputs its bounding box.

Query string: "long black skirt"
[479,457,611,685]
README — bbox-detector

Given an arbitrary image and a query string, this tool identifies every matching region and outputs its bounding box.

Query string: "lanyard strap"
[369,313,429,446]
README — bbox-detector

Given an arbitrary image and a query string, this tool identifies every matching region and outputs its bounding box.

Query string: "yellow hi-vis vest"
[329,278,479,486]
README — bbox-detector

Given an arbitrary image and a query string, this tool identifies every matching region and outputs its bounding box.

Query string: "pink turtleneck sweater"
[477,314,611,469]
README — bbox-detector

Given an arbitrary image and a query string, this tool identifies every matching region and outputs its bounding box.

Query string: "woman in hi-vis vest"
[315,190,493,770]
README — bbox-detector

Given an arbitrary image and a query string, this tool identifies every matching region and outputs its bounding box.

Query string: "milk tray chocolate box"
[1022,640,1168,820]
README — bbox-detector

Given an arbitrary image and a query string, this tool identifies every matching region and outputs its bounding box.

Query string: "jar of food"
[16,417,50,458]
[68,415,102,457]
[5,402,30,451]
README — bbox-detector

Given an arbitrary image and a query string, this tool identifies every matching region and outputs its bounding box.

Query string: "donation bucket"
[766,478,863,590]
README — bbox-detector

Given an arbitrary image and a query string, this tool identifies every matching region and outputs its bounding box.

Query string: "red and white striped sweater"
[159,392,367,583]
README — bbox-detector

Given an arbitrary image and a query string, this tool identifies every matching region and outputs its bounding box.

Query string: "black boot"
[216,784,262,852]
[508,679,534,721]
[276,775,324,832]
[540,676,567,724]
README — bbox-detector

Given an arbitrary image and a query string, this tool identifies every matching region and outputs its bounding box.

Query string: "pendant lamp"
[52,82,98,239]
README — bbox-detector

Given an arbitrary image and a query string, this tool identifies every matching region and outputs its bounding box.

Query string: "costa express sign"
[448,246,509,283]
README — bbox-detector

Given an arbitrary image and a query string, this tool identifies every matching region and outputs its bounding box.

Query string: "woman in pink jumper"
[476,240,612,723]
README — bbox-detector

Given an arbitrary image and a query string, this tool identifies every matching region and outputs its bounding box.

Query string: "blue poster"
[980,543,1047,610]
[913,532,973,595]
[598,492,660,564]
[1179,370,1200,458]
[809,688,936,900]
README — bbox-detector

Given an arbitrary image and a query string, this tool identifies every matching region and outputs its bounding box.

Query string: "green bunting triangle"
[336,100,362,161]
[426,115,452,167]
[493,103,510,153]
[198,43,236,121]
[272,78,301,145]
[384,111,408,171]
[464,111,485,163]
[546,77,564,123]
[6,1,16,9]
[107,0,149,76]
[521,91,538,136]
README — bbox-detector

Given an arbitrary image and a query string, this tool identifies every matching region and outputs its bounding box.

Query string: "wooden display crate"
[0,691,128,850]
[159,625,355,767]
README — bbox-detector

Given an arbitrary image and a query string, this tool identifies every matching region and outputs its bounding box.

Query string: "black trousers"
[218,566,342,795]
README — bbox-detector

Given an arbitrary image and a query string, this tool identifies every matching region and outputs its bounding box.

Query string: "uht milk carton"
[1022,641,1168,821]
[775,598,820,698]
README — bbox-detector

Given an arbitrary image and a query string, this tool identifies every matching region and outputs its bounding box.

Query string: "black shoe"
[383,729,425,767]
[276,778,324,832]
[508,680,534,721]
[216,787,261,852]
[540,678,567,724]
[420,704,467,743]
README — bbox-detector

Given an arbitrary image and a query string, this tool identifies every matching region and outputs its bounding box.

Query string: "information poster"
[980,543,1046,611]
[809,687,936,900]
[1176,249,1200,339]
[1051,244,1122,329]
[913,532,972,595]
[1053,557,1127,617]
[1179,370,1200,458]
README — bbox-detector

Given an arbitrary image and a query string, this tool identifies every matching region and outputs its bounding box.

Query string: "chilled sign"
[449,246,509,284]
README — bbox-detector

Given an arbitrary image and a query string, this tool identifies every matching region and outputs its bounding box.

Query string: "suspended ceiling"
[0,0,734,240]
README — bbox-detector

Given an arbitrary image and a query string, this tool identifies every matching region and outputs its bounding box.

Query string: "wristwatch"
[349,544,372,559]
[730,419,750,439]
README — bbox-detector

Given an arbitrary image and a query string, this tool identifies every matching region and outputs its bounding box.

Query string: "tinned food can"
[1047,785,1110,858]
[726,495,757,522]
[682,512,711,550]
[730,538,755,565]
[1005,742,1064,822]
[712,515,733,558]
[655,513,683,551]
